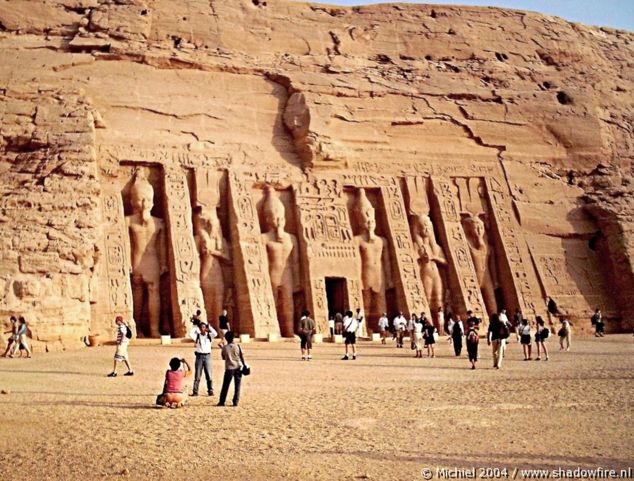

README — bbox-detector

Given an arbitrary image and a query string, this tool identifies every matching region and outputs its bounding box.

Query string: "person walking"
[3,316,19,357]
[328,314,335,339]
[413,316,424,358]
[519,318,532,360]
[156,357,192,408]
[558,318,572,351]
[299,310,316,361]
[446,313,455,343]
[108,316,132,377]
[393,312,406,348]
[451,316,464,356]
[466,320,479,369]
[217,331,245,407]
[378,313,389,345]
[534,316,549,361]
[190,322,217,396]
[218,309,231,337]
[591,309,604,337]
[487,313,510,369]
[15,317,32,358]
[513,308,522,342]
[334,312,344,335]
[342,310,359,360]
[423,318,436,358]
[407,313,417,350]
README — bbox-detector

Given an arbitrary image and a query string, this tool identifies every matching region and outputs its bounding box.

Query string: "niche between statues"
[120,164,174,338]
[345,187,397,331]
[255,185,304,337]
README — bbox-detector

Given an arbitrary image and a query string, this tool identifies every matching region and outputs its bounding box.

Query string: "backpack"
[467,329,479,344]
[125,325,133,339]
[499,321,510,340]
[541,327,550,339]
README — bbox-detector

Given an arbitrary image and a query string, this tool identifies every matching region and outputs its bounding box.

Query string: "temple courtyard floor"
[0,334,632,481]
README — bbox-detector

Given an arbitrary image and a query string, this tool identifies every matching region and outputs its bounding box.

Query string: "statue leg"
[147,280,161,337]
[278,286,294,338]
[481,273,497,317]
[131,275,144,336]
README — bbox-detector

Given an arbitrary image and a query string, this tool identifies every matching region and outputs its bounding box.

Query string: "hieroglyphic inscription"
[101,190,133,319]
[228,173,279,337]
[99,144,231,170]
[379,179,429,317]
[431,177,487,318]
[163,167,205,336]
[485,177,539,316]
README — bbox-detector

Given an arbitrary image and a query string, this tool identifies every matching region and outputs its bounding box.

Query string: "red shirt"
[164,370,185,393]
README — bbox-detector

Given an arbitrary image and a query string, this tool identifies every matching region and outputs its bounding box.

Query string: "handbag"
[238,345,251,376]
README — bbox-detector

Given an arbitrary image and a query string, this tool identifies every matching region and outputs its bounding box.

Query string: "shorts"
[299,332,312,350]
[520,334,531,345]
[114,343,128,361]
[344,332,356,345]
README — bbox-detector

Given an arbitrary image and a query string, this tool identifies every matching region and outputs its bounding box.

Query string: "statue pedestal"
[371,333,381,342]
[313,333,323,344]
[333,334,344,344]
[267,333,279,342]
[161,335,171,345]
[239,334,251,343]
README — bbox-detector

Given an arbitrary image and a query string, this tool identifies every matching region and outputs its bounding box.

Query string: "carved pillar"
[485,177,541,317]
[163,167,205,337]
[379,179,429,318]
[100,188,133,327]
[228,172,279,337]
[431,177,488,320]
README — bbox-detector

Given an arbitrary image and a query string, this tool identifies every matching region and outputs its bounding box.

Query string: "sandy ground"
[0,334,632,481]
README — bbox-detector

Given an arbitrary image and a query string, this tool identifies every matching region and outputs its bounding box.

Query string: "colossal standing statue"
[412,214,447,316]
[462,214,497,316]
[125,170,167,337]
[261,186,300,337]
[194,205,231,330]
[354,189,392,328]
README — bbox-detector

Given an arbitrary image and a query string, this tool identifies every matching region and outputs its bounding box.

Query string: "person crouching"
[156,357,192,408]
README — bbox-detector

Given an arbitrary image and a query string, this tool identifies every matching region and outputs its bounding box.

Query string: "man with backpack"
[190,322,217,396]
[487,313,510,369]
[108,315,134,377]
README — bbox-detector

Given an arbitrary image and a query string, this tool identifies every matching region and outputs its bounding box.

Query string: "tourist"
[446,312,455,343]
[355,307,364,325]
[487,313,510,369]
[534,316,549,361]
[190,322,217,396]
[217,331,245,407]
[299,310,316,361]
[414,316,424,358]
[558,318,572,351]
[156,357,192,408]
[513,308,522,342]
[219,308,231,337]
[466,310,480,328]
[407,313,417,350]
[107,316,133,377]
[451,315,464,357]
[519,318,532,360]
[334,312,343,335]
[2,316,18,357]
[422,318,436,358]
[466,320,479,369]
[328,314,335,339]
[342,310,359,360]
[393,311,406,348]
[591,308,604,337]
[16,317,32,358]
[499,308,509,326]
[378,312,389,345]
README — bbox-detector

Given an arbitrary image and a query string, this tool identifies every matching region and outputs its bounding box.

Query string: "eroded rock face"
[0,1,632,350]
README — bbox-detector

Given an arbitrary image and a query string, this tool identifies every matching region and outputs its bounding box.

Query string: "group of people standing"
[2,316,32,358]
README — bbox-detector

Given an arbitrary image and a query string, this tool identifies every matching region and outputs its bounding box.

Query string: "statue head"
[356,188,376,235]
[263,186,286,231]
[195,204,222,237]
[415,214,434,238]
[462,214,486,248]
[130,170,154,223]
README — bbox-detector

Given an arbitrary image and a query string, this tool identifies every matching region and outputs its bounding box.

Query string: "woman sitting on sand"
[156,357,192,408]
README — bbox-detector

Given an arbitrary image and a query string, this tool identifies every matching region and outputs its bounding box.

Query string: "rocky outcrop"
[0,1,632,350]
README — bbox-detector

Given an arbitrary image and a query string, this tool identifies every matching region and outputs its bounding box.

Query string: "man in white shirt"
[393,312,407,348]
[378,313,389,344]
[190,322,217,396]
[342,310,359,360]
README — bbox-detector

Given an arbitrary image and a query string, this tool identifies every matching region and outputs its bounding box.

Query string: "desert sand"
[0,335,632,480]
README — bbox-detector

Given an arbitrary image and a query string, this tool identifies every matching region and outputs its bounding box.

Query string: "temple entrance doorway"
[325,277,348,317]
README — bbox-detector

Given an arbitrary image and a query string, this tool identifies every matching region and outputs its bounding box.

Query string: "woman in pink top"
[156,357,191,408]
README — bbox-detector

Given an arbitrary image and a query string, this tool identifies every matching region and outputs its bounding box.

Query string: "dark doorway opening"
[325,277,348,317]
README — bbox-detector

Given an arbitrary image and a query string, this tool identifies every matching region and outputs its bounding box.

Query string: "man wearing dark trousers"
[190,322,217,396]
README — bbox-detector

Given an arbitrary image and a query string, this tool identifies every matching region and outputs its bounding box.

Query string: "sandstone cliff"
[0,0,631,350]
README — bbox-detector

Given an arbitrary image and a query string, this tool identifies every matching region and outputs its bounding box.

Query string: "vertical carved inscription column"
[379,179,429,318]
[485,177,540,317]
[431,177,487,319]
[101,189,133,324]
[228,173,279,337]
[163,167,205,337]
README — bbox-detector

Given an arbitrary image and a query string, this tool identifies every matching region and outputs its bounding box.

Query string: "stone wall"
[0,1,632,349]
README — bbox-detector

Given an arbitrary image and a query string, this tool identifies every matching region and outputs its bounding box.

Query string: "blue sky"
[319,1,633,31]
